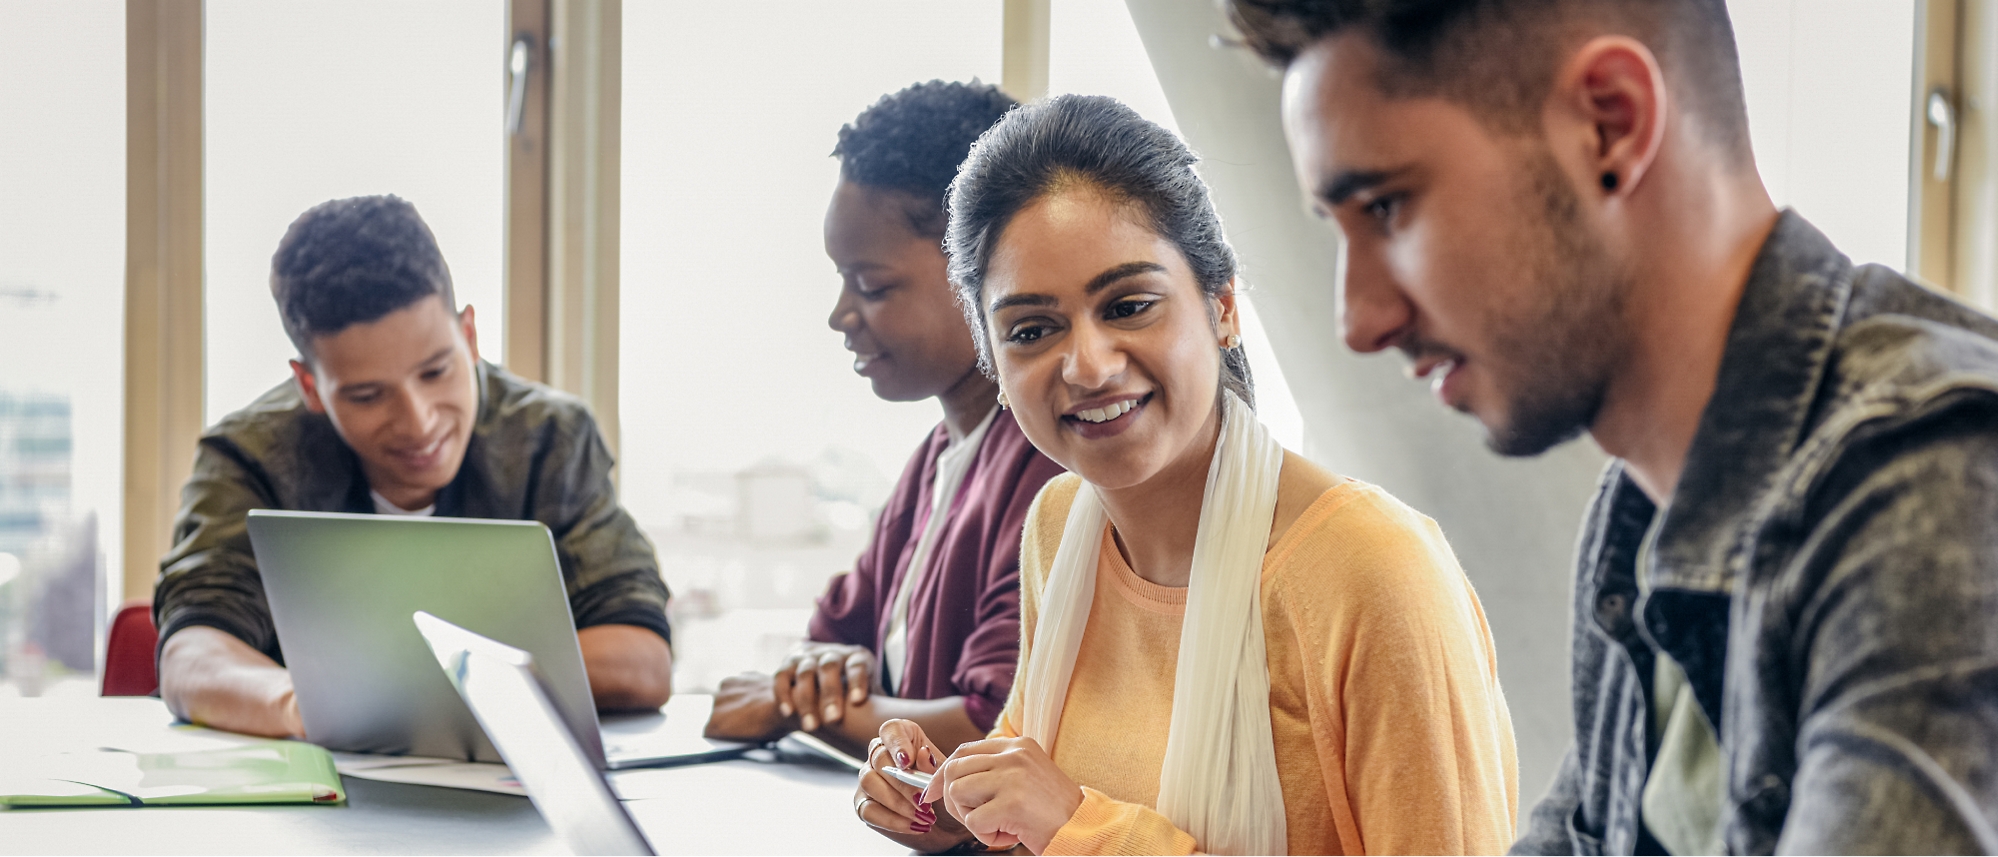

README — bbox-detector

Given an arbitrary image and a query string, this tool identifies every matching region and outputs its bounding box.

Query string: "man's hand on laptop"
[158,626,307,739]
[773,642,876,732]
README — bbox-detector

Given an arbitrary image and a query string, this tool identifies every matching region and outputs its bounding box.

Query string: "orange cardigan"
[991,475,1518,855]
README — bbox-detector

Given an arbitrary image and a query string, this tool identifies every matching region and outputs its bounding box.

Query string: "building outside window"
[0,0,124,697]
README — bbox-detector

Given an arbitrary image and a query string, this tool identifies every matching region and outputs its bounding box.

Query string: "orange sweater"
[992,475,1518,855]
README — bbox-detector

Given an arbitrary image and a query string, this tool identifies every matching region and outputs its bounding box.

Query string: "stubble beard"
[1479,149,1631,458]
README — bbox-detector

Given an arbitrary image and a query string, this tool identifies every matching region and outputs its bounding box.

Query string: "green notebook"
[0,740,344,808]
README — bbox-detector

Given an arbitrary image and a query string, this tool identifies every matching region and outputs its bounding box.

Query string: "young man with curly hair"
[1230,0,1998,852]
[155,195,675,739]
[704,80,1065,759]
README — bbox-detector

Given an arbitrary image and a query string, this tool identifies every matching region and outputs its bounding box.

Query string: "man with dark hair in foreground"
[156,195,674,738]
[1232,0,1998,852]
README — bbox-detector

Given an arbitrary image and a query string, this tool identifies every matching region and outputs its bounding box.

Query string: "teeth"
[1075,399,1137,423]
[1429,359,1456,396]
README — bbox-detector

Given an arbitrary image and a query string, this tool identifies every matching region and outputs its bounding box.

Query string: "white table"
[0,696,898,855]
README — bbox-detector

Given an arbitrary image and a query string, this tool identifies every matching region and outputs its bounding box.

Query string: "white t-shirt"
[879,406,998,694]
[370,489,436,517]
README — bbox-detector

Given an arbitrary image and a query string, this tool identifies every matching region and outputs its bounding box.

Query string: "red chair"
[102,599,159,697]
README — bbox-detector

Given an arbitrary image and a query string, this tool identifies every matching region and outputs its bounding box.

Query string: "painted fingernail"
[896,751,910,768]
[825,704,839,722]
[778,701,792,716]
[802,713,818,731]
[851,687,866,704]
[912,824,931,834]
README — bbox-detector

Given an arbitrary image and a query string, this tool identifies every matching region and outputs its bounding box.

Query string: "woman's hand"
[775,642,877,731]
[923,737,1084,854]
[855,718,975,851]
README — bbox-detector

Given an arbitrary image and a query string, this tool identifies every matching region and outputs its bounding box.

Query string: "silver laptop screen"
[414,611,652,857]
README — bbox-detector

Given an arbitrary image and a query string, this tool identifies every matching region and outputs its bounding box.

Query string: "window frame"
[118,0,623,601]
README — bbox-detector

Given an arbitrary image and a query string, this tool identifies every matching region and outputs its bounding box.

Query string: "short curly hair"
[832,79,1018,238]
[270,195,456,361]
[1227,0,1749,155]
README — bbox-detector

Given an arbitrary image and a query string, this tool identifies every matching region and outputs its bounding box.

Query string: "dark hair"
[945,94,1253,406]
[1227,0,1750,156]
[833,79,1019,238]
[270,195,456,360]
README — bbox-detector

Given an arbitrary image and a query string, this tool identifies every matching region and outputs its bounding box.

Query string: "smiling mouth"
[1060,393,1151,438]
[1072,398,1138,423]
[391,435,448,468]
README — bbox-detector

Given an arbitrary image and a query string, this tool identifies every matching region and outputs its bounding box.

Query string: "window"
[0,0,125,696]
[621,2,1004,691]
[204,0,507,426]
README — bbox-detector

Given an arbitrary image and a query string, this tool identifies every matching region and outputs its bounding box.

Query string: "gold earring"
[1224,333,1241,349]
[997,390,1010,409]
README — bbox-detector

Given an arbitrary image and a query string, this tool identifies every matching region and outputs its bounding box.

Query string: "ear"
[1213,281,1243,345]
[290,358,328,415]
[459,304,480,364]
[1552,36,1668,196]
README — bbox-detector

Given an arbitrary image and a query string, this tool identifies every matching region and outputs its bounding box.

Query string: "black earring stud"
[1601,172,1619,191]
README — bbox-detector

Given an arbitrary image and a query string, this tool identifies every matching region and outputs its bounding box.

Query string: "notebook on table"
[0,740,344,808]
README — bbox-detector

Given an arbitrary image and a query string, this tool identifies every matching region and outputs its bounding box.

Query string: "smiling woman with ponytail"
[847,94,1521,856]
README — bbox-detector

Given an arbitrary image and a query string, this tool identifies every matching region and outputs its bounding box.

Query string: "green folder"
[0,740,344,808]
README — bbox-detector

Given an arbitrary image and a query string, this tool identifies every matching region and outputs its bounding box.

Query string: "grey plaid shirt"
[1514,212,1998,854]
[153,361,672,664]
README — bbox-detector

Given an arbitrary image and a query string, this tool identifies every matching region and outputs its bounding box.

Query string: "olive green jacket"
[153,361,671,665]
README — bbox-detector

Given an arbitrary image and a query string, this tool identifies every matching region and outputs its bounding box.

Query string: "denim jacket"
[153,361,672,664]
[1513,212,1998,854]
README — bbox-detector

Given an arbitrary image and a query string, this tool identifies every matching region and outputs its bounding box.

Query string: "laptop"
[246,509,749,769]
[414,611,654,857]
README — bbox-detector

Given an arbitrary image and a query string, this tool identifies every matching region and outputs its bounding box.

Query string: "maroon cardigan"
[807,410,1064,731]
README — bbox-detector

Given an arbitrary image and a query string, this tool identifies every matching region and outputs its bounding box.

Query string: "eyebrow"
[340,346,455,395]
[416,345,454,368]
[987,261,1169,315]
[1319,169,1393,207]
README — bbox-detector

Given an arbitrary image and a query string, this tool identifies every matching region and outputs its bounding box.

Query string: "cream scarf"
[1018,391,1287,855]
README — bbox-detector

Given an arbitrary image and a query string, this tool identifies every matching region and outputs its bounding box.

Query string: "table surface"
[0,696,900,855]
